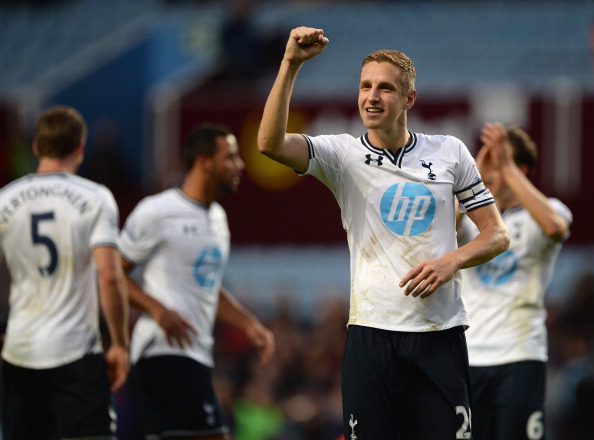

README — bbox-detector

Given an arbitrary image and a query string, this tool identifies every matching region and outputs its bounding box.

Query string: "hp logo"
[380,182,435,236]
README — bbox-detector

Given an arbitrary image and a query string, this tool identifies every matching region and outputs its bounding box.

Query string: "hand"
[399,255,461,298]
[479,122,514,171]
[153,307,198,348]
[105,344,129,392]
[284,27,329,64]
[245,321,275,365]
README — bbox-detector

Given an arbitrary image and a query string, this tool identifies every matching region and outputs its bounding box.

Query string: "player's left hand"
[399,256,460,298]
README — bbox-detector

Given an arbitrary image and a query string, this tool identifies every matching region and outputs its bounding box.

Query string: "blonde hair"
[362,50,416,94]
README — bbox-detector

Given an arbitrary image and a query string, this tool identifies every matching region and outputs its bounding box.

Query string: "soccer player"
[257,26,510,439]
[0,106,129,440]
[458,122,572,440]
[119,123,275,440]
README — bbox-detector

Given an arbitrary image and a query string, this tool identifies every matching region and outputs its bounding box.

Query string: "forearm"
[502,165,569,240]
[217,287,259,331]
[457,221,510,269]
[258,59,302,157]
[98,275,129,349]
[125,275,168,320]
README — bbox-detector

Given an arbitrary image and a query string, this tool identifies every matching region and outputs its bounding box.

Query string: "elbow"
[258,141,273,157]
[257,129,275,156]
[544,220,569,242]
[257,138,282,162]
[501,229,511,252]
[496,226,510,255]
[257,138,268,155]
[258,138,280,159]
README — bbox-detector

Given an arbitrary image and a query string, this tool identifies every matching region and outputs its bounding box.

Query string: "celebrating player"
[257,26,509,439]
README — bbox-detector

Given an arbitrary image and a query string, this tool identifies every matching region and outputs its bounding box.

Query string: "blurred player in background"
[119,123,275,440]
[257,26,509,439]
[0,105,129,440]
[458,122,572,440]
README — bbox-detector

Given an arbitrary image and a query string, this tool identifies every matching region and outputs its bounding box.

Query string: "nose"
[367,86,380,102]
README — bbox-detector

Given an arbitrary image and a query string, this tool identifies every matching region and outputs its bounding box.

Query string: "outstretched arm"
[258,26,329,173]
[120,256,197,348]
[217,287,275,365]
[94,246,130,392]
[480,122,569,241]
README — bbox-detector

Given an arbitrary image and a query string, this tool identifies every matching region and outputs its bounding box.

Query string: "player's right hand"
[106,344,129,392]
[284,26,329,64]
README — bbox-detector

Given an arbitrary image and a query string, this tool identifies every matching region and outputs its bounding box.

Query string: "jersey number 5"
[31,212,58,276]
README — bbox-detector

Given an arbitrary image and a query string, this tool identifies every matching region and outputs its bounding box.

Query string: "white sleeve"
[302,133,349,193]
[454,140,495,213]
[118,198,161,264]
[90,186,120,248]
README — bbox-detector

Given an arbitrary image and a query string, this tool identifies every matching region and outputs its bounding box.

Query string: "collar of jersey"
[174,187,209,210]
[360,131,417,166]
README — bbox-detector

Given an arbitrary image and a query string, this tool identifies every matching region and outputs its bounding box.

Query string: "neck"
[180,173,216,205]
[368,128,409,152]
[36,158,77,174]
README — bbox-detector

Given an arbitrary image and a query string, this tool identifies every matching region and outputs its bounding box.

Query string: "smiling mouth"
[366,108,383,113]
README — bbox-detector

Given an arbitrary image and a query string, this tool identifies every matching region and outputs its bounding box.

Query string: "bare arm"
[257,26,329,173]
[481,122,569,241]
[217,287,275,364]
[93,245,130,392]
[400,203,509,298]
[120,256,197,348]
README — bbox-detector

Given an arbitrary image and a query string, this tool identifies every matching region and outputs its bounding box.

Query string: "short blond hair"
[362,50,416,94]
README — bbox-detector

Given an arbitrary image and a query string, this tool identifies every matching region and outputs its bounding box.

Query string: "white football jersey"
[0,173,119,369]
[459,199,572,365]
[303,131,493,332]
[119,188,230,368]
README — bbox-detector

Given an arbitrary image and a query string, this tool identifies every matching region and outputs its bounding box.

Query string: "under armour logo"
[420,159,436,180]
[349,414,358,440]
[365,154,383,166]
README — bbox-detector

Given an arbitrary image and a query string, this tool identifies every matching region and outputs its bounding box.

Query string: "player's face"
[358,61,414,132]
[212,134,244,194]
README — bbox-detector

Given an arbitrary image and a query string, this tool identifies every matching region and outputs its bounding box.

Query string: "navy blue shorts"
[2,354,116,440]
[133,355,229,438]
[341,325,473,439]
[470,360,546,440]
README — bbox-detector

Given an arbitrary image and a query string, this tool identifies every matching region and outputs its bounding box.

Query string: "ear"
[192,154,212,173]
[32,140,40,157]
[403,89,416,110]
[76,141,85,155]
